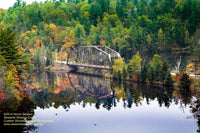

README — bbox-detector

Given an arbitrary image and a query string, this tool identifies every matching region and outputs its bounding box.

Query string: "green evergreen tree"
[147,65,155,83]
[76,0,81,4]
[152,54,162,81]
[172,22,185,46]
[179,72,191,90]
[13,0,23,8]
[138,0,146,16]
[133,0,138,5]
[82,16,90,35]
[164,72,173,86]
[89,3,103,26]
[161,60,169,82]
[150,0,158,7]
[0,28,33,74]
[0,28,21,65]
[97,0,110,13]
[141,61,148,82]
[88,0,95,4]
[116,0,125,21]
[162,0,176,13]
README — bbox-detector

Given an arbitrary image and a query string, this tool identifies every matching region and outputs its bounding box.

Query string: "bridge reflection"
[68,72,115,100]
[22,71,195,111]
[27,71,117,110]
[1,71,198,133]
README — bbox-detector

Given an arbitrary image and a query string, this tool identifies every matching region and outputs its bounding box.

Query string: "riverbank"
[50,62,72,73]
[46,61,200,90]
[171,72,200,78]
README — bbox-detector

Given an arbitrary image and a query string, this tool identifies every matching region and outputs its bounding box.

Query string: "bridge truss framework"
[67,46,121,69]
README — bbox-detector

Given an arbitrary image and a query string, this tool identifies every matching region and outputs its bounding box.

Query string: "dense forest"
[0,0,200,90]
[0,0,200,60]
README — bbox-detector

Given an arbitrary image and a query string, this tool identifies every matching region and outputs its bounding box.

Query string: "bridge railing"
[67,46,121,69]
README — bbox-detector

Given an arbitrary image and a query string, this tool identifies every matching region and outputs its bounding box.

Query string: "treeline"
[0,0,200,64]
[112,52,173,86]
[112,52,192,90]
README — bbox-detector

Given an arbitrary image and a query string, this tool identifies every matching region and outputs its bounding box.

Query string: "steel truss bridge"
[67,46,121,70]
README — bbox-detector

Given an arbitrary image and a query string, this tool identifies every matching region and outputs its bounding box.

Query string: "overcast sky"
[0,0,47,9]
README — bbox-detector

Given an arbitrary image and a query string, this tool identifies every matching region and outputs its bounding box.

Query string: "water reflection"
[24,71,196,111]
[68,72,114,100]
[28,72,177,110]
[0,71,199,133]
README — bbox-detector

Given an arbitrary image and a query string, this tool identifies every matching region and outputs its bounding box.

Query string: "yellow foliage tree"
[63,30,77,52]
[128,51,142,80]
[112,58,125,73]
[187,63,194,73]
[44,23,57,38]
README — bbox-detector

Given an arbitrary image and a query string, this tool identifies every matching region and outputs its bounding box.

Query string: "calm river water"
[0,71,199,133]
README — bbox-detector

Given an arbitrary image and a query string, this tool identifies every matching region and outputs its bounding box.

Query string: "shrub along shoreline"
[111,52,193,90]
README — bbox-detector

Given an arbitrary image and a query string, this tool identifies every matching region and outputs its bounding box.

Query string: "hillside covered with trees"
[0,0,199,63]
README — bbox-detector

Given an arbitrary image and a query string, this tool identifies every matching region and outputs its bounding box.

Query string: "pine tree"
[141,61,148,82]
[89,3,103,26]
[147,65,155,83]
[0,28,21,65]
[150,0,158,7]
[162,0,176,13]
[179,72,191,90]
[116,0,125,21]
[164,72,173,86]
[13,0,23,8]
[161,61,169,82]
[133,0,138,5]
[0,28,33,74]
[152,54,162,81]
[97,0,110,13]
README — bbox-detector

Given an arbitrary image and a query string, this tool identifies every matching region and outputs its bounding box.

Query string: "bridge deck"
[68,62,111,69]
[54,60,67,64]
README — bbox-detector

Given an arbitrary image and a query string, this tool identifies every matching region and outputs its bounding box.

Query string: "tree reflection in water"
[26,71,193,111]
[1,71,199,132]
[189,97,200,133]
